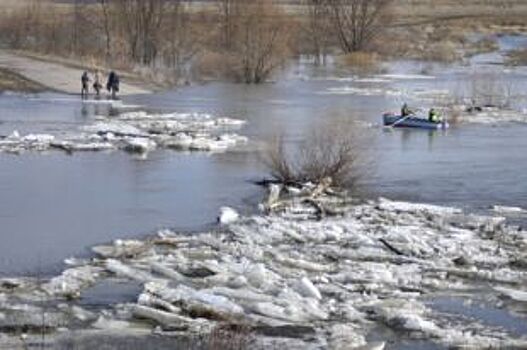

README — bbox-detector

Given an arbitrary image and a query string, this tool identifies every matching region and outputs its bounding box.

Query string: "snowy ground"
[0,189,526,349]
[0,110,248,155]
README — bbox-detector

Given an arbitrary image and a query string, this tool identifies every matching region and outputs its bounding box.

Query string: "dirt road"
[0,50,150,95]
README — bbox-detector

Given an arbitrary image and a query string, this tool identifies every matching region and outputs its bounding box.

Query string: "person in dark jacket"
[401,103,413,117]
[106,71,120,99]
[81,71,90,98]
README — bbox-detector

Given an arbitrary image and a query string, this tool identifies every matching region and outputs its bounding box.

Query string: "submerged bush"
[264,121,363,189]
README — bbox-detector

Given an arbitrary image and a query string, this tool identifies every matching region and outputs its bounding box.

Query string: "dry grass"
[337,52,380,73]
[390,0,527,24]
[193,50,226,81]
[371,0,527,62]
[422,41,460,63]
[374,21,502,63]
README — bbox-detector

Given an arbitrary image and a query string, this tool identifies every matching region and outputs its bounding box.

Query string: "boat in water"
[383,113,449,130]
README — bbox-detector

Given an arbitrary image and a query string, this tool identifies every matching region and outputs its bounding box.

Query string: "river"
[0,36,526,278]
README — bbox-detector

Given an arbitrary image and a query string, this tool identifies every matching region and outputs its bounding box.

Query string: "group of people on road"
[401,103,442,123]
[81,70,120,99]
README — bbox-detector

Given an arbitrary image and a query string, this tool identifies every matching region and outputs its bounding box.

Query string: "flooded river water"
[0,37,527,277]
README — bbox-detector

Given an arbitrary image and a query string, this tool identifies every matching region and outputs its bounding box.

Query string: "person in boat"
[428,108,440,123]
[92,70,103,97]
[401,103,413,117]
[81,71,90,98]
[106,71,120,99]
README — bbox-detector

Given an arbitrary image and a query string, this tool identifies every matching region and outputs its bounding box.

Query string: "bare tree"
[160,0,202,81]
[230,0,293,84]
[265,121,363,188]
[218,0,241,50]
[304,0,330,65]
[114,0,165,65]
[326,0,392,53]
[97,0,113,64]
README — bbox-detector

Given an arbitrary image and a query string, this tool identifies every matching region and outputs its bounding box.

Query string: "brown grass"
[422,41,460,63]
[337,52,380,73]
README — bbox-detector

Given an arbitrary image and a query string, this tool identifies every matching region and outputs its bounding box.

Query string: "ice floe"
[377,73,436,80]
[1,190,526,348]
[218,207,240,224]
[0,111,248,156]
[492,205,526,214]
[319,86,403,97]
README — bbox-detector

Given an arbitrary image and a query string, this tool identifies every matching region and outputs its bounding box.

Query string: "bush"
[264,121,362,188]
[226,0,295,84]
[194,50,231,81]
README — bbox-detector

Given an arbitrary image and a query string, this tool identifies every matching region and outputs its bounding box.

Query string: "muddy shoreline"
[0,67,45,94]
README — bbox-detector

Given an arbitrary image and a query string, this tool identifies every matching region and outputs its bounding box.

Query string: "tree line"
[0,0,392,84]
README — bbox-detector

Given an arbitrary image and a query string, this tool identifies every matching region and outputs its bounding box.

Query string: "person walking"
[81,71,90,99]
[106,71,120,100]
[93,70,103,97]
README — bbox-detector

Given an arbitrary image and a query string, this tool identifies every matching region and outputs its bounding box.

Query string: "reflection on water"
[428,296,527,337]
[0,151,264,275]
[0,46,527,275]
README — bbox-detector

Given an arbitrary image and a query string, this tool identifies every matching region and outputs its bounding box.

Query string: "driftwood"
[263,178,337,219]
[49,143,74,154]
[311,177,333,198]
[378,238,405,256]
[266,184,282,208]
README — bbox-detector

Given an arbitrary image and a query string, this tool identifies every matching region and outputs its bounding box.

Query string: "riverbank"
[0,188,525,349]
[0,50,151,95]
[0,67,45,93]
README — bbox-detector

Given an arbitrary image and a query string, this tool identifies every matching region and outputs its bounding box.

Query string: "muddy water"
[0,38,527,276]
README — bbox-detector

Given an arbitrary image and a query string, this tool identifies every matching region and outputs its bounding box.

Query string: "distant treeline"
[0,0,393,84]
